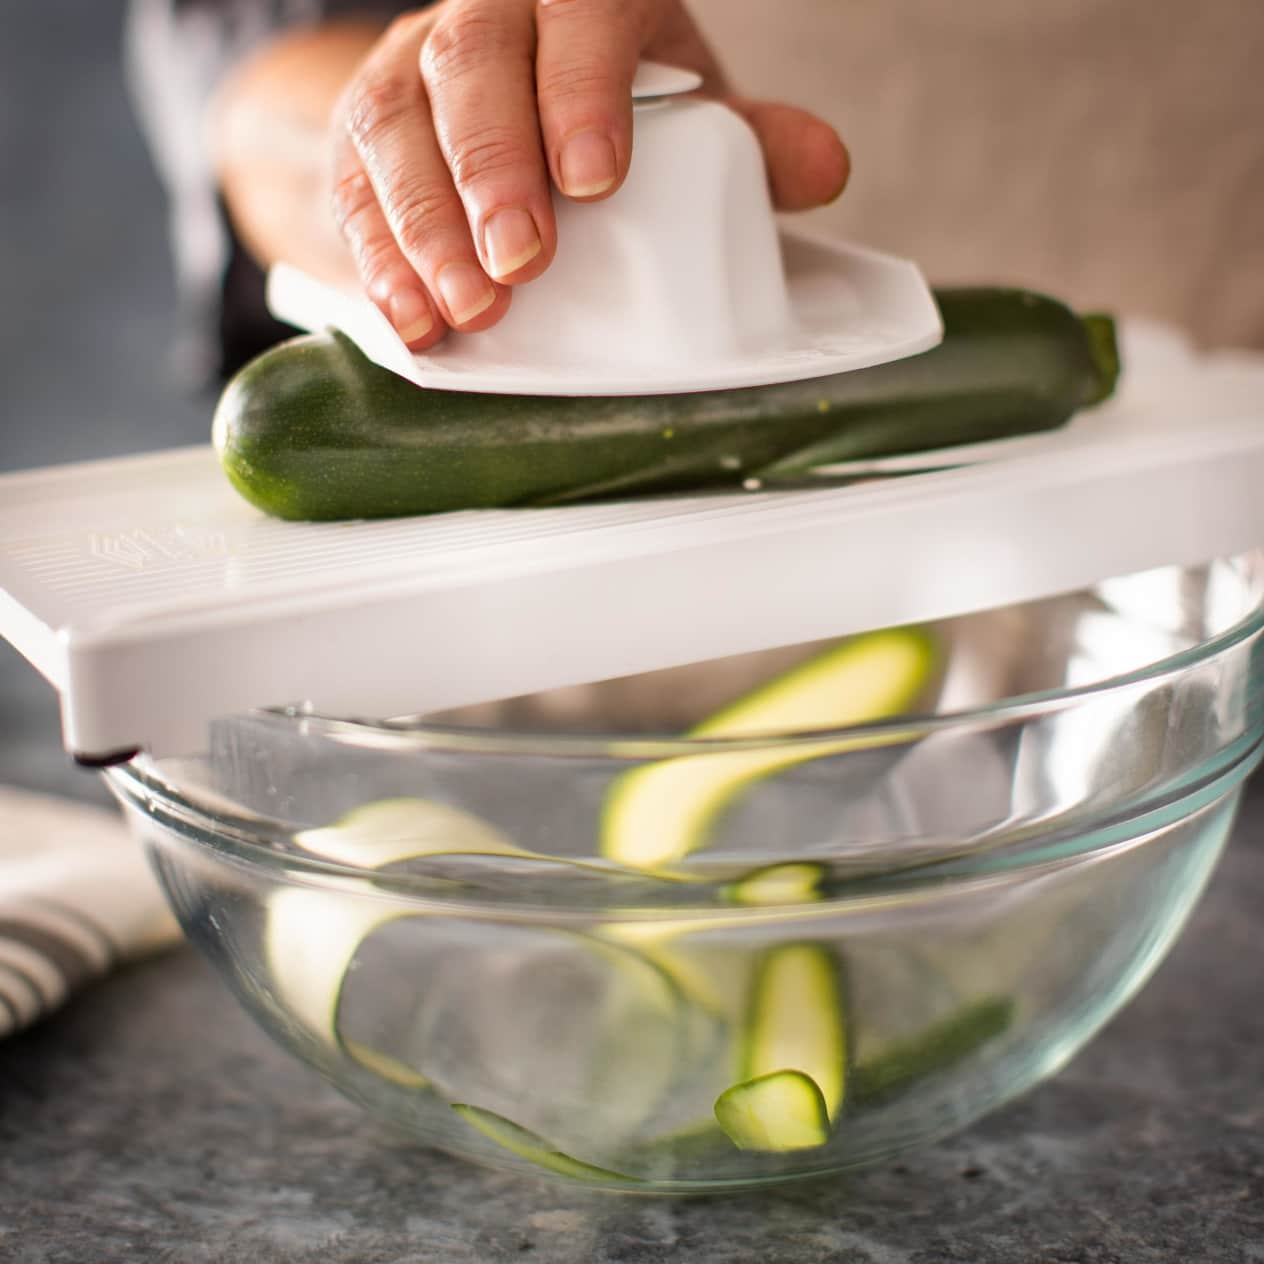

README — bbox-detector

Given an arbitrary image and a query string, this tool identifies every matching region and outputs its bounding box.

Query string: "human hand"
[330,0,850,348]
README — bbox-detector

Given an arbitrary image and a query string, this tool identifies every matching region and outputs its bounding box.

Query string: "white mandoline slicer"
[2,65,1264,764]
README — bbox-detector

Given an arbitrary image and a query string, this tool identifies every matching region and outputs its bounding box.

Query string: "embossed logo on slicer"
[88,527,231,571]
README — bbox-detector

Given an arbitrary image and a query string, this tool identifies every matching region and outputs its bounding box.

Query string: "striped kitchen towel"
[0,785,182,1037]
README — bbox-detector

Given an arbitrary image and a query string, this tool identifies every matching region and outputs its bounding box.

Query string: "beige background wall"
[692,0,1264,348]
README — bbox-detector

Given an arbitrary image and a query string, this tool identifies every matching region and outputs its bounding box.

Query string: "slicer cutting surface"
[3,335,1263,762]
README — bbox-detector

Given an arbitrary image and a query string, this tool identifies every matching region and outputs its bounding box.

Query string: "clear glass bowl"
[107,554,1264,1193]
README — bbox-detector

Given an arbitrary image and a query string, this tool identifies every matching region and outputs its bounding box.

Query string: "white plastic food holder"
[2,66,1263,763]
[267,63,943,397]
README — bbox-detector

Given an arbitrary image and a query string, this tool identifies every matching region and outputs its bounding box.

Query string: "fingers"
[533,2,850,216]
[421,0,557,284]
[330,0,851,350]
[637,5,849,211]
[336,13,511,339]
[534,0,649,200]
[330,138,443,348]
[732,100,851,211]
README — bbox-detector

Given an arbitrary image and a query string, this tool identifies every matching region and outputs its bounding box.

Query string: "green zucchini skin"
[214,288,1119,521]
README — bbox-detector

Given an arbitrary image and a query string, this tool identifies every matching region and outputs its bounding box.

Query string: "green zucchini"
[708,944,844,1153]
[714,1070,831,1152]
[215,288,1119,521]
[265,797,517,1083]
[451,1104,642,1185]
[294,796,522,867]
[264,885,418,1072]
[740,944,846,1123]
[850,997,1016,1105]
[601,627,939,870]
[707,993,1014,1157]
[724,861,827,906]
[273,795,709,1144]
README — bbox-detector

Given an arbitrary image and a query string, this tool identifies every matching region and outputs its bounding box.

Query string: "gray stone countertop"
[1,779,1261,1263]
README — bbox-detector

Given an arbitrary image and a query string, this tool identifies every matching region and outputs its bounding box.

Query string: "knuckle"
[345,74,413,147]
[537,62,621,105]
[446,126,527,187]
[422,10,513,82]
[385,181,455,256]
[330,169,376,232]
[354,236,402,283]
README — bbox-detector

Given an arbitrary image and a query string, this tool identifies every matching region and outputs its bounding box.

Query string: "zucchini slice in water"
[712,944,845,1152]
[602,627,938,870]
[599,859,829,1035]
[724,861,827,906]
[850,997,1016,1105]
[263,631,950,1172]
[267,797,694,1173]
[452,1104,642,1186]
[742,944,847,1121]
[265,797,517,1080]
[292,796,524,867]
[714,1070,831,1152]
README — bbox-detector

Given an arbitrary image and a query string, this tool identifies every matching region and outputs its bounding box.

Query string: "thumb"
[730,99,851,212]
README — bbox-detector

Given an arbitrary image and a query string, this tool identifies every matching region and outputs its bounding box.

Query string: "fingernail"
[559,131,617,198]
[389,288,434,344]
[437,262,496,326]
[483,207,542,280]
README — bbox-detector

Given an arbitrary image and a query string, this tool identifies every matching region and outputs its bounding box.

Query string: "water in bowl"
[130,555,1262,1189]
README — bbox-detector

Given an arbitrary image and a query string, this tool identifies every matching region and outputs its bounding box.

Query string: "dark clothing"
[125,0,414,380]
